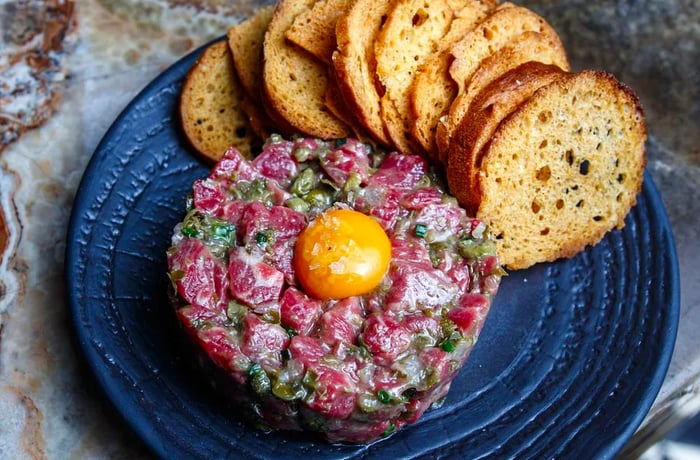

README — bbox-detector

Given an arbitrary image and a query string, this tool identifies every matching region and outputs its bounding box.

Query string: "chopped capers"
[290,168,316,196]
[305,189,333,208]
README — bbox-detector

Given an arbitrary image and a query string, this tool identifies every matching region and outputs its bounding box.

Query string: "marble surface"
[0,0,698,458]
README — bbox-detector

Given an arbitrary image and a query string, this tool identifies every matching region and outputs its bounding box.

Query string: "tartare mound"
[167,135,503,443]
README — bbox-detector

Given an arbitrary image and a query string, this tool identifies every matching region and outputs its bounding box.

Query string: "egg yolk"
[294,208,392,299]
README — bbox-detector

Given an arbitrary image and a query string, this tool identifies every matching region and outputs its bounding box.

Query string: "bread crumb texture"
[476,71,646,269]
[179,41,254,161]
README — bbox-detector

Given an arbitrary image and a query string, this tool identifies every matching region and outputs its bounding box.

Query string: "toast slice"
[262,0,351,139]
[408,0,496,158]
[332,0,394,146]
[227,6,276,139]
[179,40,255,162]
[439,29,569,164]
[374,0,477,155]
[453,70,647,269]
[434,3,565,156]
[284,0,351,65]
[447,61,566,214]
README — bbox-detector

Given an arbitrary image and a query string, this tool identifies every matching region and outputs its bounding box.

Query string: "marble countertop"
[1,0,698,458]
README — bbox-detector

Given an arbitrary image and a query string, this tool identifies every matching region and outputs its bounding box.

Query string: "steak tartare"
[167,135,503,443]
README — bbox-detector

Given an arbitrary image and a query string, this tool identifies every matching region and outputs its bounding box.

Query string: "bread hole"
[512,153,519,161]
[219,108,226,114]
[596,142,602,151]
[540,227,550,235]
[572,95,577,104]
[593,215,604,222]
[495,232,504,240]
[579,160,590,175]
[289,72,297,82]
[536,165,551,181]
[495,177,502,184]
[483,26,494,40]
[576,199,585,208]
[412,9,428,27]
[565,149,574,166]
[555,199,564,210]
[206,124,214,132]
[196,118,204,125]
[538,110,552,123]
[617,173,625,183]
[235,127,247,138]
[539,139,548,149]
[531,200,541,214]
[575,127,582,135]
[616,193,623,202]
[206,83,215,93]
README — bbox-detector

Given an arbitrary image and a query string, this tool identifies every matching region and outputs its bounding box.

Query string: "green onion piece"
[212,223,235,244]
[334,137,348,147]
[281,349,292,360]
[255,231,269,246]
[381,422,396,438]
[285,327,298,338]
[414,223,428,238]
[441,340,456,353]
[458,237,497,259]
[402,388,417,400]
[247,362,262,378]
[181,226,199,238]
[377,389,392,404]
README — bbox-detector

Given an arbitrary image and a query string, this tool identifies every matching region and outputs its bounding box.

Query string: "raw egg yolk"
[294,208,391,299]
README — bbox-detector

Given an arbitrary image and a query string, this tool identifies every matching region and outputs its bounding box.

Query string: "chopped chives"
[414,223,428,238]
[255,231,269,246]
[377,389,391,404]
[181,226,199,238]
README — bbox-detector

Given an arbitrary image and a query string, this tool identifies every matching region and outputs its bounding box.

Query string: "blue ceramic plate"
[66,44,679,459]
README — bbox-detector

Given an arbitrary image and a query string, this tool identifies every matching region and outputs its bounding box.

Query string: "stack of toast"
[178,0,647,270]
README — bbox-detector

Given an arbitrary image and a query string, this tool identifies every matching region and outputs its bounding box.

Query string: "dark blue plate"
[66,43,679,460]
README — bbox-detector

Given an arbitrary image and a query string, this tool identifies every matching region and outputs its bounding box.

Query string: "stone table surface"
[0,0,698,458]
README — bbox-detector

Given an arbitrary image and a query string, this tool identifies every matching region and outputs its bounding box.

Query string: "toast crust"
[332,0,394,146]
[435,3,568,156]
[179,40,255,162]
[468,70,647,269]
[448,61,566,214]
[262,0,351,139]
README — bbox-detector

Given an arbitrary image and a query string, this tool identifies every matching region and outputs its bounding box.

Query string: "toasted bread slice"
[439,30,569,164]
[434,3,565,155]
[284,0,351,64]
[452,70,647,270]
[332,0,394,146]
[375,0,477,155]
[227,6,275,99]
[262,0,351,139]
[227,6,276,139]
[448,61,566,214]
[408,0,496,159]
[179,40,255,162]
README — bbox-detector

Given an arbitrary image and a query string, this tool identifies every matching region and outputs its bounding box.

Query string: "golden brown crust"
[408,0,496,159]
[448,61,567,214]
[463,70,647,269]
[284,0,351,65]
[262,0,351,139]
[374,0,467,155]
[332,0,393,146]
[179,40,255,162]
[227,6,277,139]
[435,3,567,157]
